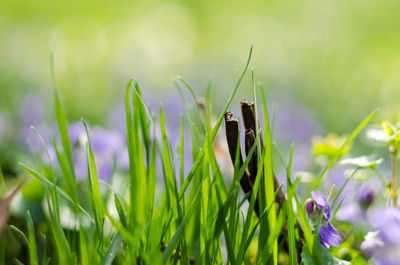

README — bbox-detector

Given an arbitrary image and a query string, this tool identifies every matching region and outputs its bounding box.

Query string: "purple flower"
[361,207,400,264]
[360,231,384,259]
[18,94,50,148]
[68,122,127,181]
[306,192,343,248]
[357,184,375,211]
[309,192,331,220]
[376,208,400,246]
[319,222,343,249]
[19,94,44,126]
[336,182,375,223]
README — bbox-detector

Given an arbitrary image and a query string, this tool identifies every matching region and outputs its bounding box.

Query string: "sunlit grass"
[2,47,381,265]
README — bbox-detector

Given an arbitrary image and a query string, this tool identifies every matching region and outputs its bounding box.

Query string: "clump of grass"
[5,47,378,265]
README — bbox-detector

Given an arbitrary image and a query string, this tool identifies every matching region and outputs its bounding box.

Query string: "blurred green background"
[1,0,400,131]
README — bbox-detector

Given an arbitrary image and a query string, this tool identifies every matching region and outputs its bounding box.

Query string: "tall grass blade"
[101,234,123,265]
[260,87,278,265]
[27,211,39,265]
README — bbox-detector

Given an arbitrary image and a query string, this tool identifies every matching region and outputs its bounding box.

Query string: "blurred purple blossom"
[274,100,321,144]
[357,184,375,211]
[336,182,376,223]
[311,191,331,220]
[19,94,48,148]
[361,207,400,264]
[307,192,343,248]
[20,94,44,126]
[319,222,343,249]
[68,122,128,181]
[274,100,321,172]
[360,231,384,260]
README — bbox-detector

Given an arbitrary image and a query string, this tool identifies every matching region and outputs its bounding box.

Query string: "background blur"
[1,0,400,170]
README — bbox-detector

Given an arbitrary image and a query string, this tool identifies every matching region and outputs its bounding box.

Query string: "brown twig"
[225,99,304,264]
[224,111,259,215]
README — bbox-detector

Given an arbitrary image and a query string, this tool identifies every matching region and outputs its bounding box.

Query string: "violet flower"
[68,122,128,181]
[306,191,343,248]
[357,184,375,211]
[361,207,400,265]
[360,231,383,260]
[336,183,376,222]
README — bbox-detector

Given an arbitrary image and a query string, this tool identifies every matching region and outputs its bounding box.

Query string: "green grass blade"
[10,225,29,246]
[53,140,78,204]
[331,167,360,208]
[146,138,157,222]
[27,211,39,265]
[260,86,278,265]
[286,145,297,265]
[133,82,151,164]
[260,205,287,264]
[79,227,89,265]
[31,127,61,222]
[50,53,76,199]
[236,151,265,264]
[19,163,94,222]
[82,120,105,225]
[160,180,203,265]
[223,220,238,265]
[100,234,123,265]
[14,259,24,265]
[125,80,147,232]
[294,192,313,251]
[315,186,335,233]
[114,194,127,227]
[159,106,182,219]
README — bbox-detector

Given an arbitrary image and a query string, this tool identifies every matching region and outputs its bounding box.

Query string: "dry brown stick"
[239,99,304,262]
[240,99,286,209]
[224,111,259,214]
[245,129,258,185]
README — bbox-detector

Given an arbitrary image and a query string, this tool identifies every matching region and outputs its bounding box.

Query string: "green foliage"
[301,241,350,265]
[11,47,380,265]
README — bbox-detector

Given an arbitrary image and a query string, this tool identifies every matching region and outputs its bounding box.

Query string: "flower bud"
[357,185,375,211]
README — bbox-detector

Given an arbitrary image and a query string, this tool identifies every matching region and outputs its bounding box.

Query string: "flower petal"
[319,222,342,248]
[311,191,331,220]
[306,201,314,216]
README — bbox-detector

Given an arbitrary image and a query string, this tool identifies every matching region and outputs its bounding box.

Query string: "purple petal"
[73,149,87,180]
[306,201,314,216]
[360,231,383,259]
[311,191,331,220]
[97,162,113,182]
[69,122,84,145]
[90,128,123,153]
[20,94,44,125]
[377,208,400,245]
[319,222,342,248]
[357,184,375,211]
[375,251,400,265]
[311,191,327,208]
[336,203,362,222]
